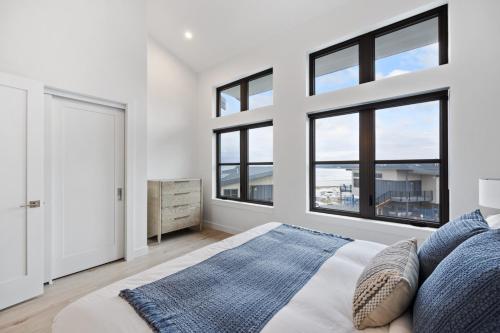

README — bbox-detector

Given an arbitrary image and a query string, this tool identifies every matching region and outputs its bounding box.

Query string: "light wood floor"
[0,228,231,333]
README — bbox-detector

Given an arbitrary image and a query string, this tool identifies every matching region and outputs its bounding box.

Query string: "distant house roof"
[220,166,273,186]
[375,164,439,176]
[349,164,439,176]
[317,164,439,176]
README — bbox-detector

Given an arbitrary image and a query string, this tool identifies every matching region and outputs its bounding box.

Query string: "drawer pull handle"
[173,204,189,208]
[174,215,190,220]
[174,180,190,184]
[174,192,190,196]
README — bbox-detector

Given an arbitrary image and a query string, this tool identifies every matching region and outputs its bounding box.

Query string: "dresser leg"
[157,233,161,243]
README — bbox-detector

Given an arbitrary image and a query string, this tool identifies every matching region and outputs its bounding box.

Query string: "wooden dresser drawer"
[162,191,200,207]
[162,203,200,217]
[161,206,200,232]
[162,180,200,194]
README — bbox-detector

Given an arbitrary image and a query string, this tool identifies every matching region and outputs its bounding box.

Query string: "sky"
[220,126,273,163]
[221,42,439,118]
[220,75,273,117]
[315,43,438,94]
[376,101,439,160]
[375,43,438,79]
[315,42,440,164]
[220,42,441,186]
[315,100,440,161]
[220,90,273,116]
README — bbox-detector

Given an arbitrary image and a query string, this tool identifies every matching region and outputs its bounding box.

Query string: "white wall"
[447,0,500,218]
[147,38,198,179]
[0,0,148,257]
[196,0,500,244]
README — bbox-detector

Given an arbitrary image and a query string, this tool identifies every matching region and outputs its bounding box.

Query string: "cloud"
[220,131,240,162]
[375,43,439,79]
[376,69,410,79]
[314,101,440,162]
[375,101,440,159]
[248,126,273,162]
[220,126,273,163]
[316,113,359,160]
[315,66,359,94]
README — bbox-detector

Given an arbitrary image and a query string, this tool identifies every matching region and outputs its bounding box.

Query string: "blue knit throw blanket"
[120,224,352,333]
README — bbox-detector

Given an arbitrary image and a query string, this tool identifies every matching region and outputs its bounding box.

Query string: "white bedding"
[53,223,412,333]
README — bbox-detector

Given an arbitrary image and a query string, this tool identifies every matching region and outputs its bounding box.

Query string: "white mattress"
[53,223,412,333]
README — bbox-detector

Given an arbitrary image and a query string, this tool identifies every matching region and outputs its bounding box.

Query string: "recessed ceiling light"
[184,31,193,40]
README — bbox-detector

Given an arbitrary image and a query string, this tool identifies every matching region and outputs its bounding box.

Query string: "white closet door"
[50,96,125,279]
[0,73,44,310]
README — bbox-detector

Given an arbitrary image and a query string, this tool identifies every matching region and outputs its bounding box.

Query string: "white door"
[0,73,44,310]
[49,96,125,279]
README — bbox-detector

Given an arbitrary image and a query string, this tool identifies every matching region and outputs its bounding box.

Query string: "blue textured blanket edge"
[120,224,353,333]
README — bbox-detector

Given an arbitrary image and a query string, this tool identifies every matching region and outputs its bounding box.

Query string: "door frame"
[44,87,141,282]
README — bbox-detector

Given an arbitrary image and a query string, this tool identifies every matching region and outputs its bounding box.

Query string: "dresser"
[147,179,203,242]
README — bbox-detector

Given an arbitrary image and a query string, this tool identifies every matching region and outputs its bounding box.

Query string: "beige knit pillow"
[352,238,419,329]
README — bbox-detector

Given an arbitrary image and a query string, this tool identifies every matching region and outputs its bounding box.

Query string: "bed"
[53,223,412,333]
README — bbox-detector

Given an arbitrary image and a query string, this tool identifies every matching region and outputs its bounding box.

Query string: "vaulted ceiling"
[147,0,348,72]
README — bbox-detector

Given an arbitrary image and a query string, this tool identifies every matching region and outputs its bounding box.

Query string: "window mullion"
[359,110,375,217]
[359,35,374,84]
[216,133,221,198]
[240,129,248,201]
[309,54,316,96]
[440,98,449,223]
[216,89,221,117]
[438,6,448,65]
[240,80,249,111]
[309,118,316,211]
[247,162,273,166]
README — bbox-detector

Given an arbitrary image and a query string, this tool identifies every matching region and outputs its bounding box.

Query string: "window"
[309,91,448,227]
[249,74,273,110]
[309,5,447,95]
[223,189,239,198]
[217,69,273,117]
[218,131,241,197]
[375,17,439,79]
[219,85,241,117]
[313,44,359,94]
[215,122,273,205]
[314,112,360,212]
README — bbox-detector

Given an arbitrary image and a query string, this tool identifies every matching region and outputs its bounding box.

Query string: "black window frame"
[309,5,448,96]
[216,68,273,117]
[215,121,273,206]
[309,90,449,228]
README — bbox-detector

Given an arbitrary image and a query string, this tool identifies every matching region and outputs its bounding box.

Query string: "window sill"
[211,105,274,125]
[306,210,436,234]
[215,104,275,119]
[211,198,274,213]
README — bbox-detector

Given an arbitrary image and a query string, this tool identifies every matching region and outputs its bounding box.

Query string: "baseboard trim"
[204,220,243,235]
[133,246,149,259]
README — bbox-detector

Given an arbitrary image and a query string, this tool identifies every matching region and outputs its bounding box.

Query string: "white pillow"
[486,214,500,229]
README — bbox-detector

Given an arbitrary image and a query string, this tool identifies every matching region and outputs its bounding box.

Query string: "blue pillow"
[413,229,500,333]
[417,209,488,282]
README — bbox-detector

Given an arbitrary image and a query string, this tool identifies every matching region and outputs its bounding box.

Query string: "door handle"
[19,200,41,208]
[117,188,123,201]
